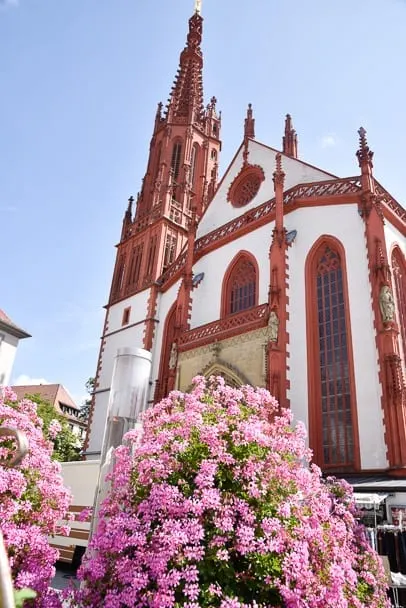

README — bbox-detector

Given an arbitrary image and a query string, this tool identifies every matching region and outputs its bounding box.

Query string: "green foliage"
[79,377,94,422]
[26,393,81,462]
[13,588,37,607]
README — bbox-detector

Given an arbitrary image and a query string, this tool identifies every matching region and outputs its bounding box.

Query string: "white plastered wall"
[87,288,151,457]
[286,203,387,469]
[384,220,406,256]
[197,139,334,237]
[0,332,19,386]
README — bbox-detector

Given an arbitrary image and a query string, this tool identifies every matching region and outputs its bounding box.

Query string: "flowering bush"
[0,387,72,606]
[77,377,389,608]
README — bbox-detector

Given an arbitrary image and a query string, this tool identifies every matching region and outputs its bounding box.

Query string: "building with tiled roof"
[11,383,87,439]
[0,309,30,386]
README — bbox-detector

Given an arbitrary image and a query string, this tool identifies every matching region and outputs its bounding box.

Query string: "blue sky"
[1,0,405,404]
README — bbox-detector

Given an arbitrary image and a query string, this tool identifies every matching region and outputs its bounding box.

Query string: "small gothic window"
[224,255,257,316]
[163,232,177,269]
[112,255,125,298]
[314,245,355,469]
[128,244,143,288]
[211,149,217,160]
[392,247,406,362]
[171,142,182,180]
[145,235,158,279]
[122,307,131,326]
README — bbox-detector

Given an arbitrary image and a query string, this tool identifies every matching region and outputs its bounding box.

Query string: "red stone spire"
[273,153,286,236]
[108,6,221,307]
[282,114,298,158]
[166,12,205,125]
[268,153,288,409]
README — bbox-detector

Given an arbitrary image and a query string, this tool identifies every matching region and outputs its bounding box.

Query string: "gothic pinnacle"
[244,103,255,140]
[356,126,374,166]
[282,114,298,158]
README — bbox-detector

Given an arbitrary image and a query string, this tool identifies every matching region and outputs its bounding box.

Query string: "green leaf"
[14,588,37,607]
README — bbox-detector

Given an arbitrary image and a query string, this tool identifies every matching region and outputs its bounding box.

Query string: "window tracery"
[392,247,406,361]
[306,239,358,471]
[222,253,258,317]
[227,164,265,208]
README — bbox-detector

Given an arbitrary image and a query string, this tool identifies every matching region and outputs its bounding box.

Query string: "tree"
[0,387,72,606]
[27,393,81,462]
[79,377,94,423]
[76,377,389,608]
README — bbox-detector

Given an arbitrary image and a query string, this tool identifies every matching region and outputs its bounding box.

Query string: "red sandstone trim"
[156,302,177,402]
[362,198,406,470]
[178,303,268,352]
[83,309,109,454]
[160,177,364,292]
[143,284,159,351]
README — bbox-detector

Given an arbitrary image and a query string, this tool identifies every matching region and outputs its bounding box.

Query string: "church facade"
[85,8,406,477]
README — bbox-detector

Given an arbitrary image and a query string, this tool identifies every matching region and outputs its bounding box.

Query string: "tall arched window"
[153,142,162,183]
[305,237,359,471]
[391,246,406,362]
[157,303,177,401]
[171,141,182,180]
[112,254,125,300]
[222,252,259,317]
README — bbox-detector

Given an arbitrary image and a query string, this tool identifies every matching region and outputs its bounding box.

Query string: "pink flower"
[48,419,62,440]
[72,376,390,608]
[1,390,72,605]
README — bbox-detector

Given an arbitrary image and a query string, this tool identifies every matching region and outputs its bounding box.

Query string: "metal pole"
[89,347,152,541]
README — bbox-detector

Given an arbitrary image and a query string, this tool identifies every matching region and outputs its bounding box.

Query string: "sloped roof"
[0,309,31,339]
[197,138,337,238]
[11,383,85,426]
[11,383,61,405]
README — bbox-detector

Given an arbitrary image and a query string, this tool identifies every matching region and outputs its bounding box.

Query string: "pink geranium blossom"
[0,388,72,606]
[48,419,62,440]
[74,377,389,607]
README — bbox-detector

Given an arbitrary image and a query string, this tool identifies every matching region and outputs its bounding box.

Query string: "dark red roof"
[0,309,31,339]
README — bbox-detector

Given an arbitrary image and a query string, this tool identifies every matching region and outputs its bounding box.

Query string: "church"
[85,4,406,478]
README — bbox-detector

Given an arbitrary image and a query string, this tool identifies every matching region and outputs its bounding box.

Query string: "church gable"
[197,139,336,237]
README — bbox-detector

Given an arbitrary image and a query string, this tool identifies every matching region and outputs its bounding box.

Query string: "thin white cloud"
[13,374,50,386]
[0,205,18,212]
[320,134,337,149]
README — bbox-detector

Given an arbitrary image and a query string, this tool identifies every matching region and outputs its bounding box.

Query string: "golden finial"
[195,0,202,15]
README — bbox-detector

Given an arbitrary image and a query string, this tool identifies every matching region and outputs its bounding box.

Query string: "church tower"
[110,5,221,306]
[85,2,221,457]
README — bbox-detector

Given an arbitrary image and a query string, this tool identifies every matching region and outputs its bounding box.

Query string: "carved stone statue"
[268,310,279,342]
[169,342,178,370]
[379,285,395,324]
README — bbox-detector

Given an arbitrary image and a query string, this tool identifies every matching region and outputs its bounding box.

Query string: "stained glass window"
[316,246,354,468]
[392,248,406,362]
[227,257,257,315]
